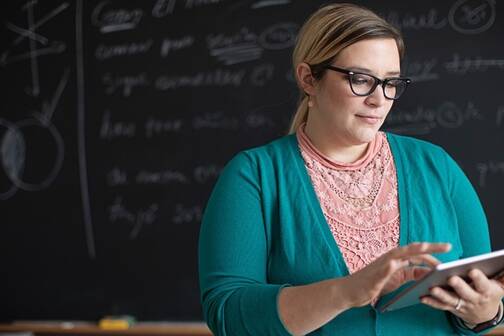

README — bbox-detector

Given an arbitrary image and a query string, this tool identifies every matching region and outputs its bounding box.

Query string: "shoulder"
[385,132,448,160]
[222,134,296,176]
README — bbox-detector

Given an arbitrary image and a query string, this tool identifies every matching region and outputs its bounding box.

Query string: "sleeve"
[441,150,504,335]
[198,152,292,336]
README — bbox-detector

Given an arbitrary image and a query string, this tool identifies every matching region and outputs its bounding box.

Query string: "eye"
[351,74,373,86]
[385,79,404,87]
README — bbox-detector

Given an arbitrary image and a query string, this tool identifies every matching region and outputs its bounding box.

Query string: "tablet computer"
[376,249,504,313]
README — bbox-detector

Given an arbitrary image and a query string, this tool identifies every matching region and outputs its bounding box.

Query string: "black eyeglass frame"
[323,65,411,100]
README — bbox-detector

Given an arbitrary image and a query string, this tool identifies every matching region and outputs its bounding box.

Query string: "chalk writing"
[145,117,183,138]
[476,161,504,187]
[100,110,136,140]
[386,101,483,134]
[445,54,504,74]
[207,28,262,65]
[102,72,150,96]
[250,63,275,86]
[258,23,298,50]
[448,0,496,34]
[193,164,222,183]
[160,36,194,57]
[95,39,154,60]
[108,196,159,239]
[193,112,239,130]
[383,9,447,30]
[92,1,143,34]
[152,0,177,17]
[107,167,129,186]
[172,203,202,224]
[136,170,190,184]
[402,58,440,82]
[155,69,246,90]
[245,112,275,128]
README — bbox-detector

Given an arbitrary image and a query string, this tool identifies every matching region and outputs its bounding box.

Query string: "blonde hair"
[288,3,405,134]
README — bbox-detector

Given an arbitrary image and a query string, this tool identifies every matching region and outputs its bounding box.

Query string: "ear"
[296,62,316,96]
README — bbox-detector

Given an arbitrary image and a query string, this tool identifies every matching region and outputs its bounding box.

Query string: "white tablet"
[376,249,504,313]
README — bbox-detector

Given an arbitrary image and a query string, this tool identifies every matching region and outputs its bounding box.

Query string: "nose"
[365,83,387,107]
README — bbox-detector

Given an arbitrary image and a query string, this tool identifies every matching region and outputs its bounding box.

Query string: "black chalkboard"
[1,0,503,322]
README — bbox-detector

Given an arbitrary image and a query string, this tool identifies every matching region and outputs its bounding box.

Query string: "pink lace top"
[297,125,400,274]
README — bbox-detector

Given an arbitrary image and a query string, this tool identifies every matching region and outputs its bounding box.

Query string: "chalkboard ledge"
[0,321,212,335]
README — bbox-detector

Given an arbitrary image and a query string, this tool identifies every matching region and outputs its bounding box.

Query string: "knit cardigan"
[199,132,500,335]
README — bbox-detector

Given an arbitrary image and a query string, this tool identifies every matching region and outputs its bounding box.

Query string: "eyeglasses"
[324,65,411,100]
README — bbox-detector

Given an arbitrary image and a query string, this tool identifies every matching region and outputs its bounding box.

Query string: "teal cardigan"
[199,133,500,335]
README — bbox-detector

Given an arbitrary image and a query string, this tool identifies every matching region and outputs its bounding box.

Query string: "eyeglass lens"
[349,73,408,99]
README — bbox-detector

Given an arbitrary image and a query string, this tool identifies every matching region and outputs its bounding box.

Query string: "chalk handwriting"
[136,169,190,184]
[258,23,298,50]
[100,110,136,140]
[193,164,222,183]
[152,0,177,17]
[385,101,483,134]
[92,1,143,34]
[448,0,496,34]
[108,196,159,239]
[445,54,504,74]
[102,72,150,96]
[193,112,239,130]
[172,204,202,224]
[160,36,194,57]
[383,9,447,30]
[401,58,440,82]
[95,39,153,60]
[145,117,183,138]
[155,69,246,90]
[249,63,274,86]
[245,112,275,128]
[107,167,129,186]
[476,161,504,187]
[207,28,262,65]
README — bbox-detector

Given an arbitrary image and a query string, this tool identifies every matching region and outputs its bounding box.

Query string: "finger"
[429,286,461,310]
[394,242,451,259]
[421,295,457,311]
[467,269,492,294]
[447,275,480,302]
[409,254,442,267]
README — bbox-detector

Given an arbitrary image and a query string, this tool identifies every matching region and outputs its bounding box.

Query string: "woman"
[199,3,504,335]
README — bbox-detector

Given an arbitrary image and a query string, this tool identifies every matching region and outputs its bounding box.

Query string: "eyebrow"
[347,66,402,77]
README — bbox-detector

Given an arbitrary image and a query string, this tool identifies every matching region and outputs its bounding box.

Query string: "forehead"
[334,38,401,73]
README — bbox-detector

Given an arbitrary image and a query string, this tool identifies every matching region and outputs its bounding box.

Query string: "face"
[305,38,401,147]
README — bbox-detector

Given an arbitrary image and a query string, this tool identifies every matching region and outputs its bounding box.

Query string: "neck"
[303,122,370,164]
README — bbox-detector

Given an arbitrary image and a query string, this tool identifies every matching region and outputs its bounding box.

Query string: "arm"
[440,151,504,335]
[199,152,451,335]
[198,153,291,335]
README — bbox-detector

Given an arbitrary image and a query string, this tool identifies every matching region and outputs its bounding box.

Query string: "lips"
[356,114,382,119]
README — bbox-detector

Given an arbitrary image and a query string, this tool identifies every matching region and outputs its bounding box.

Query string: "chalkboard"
[1,0,503,322]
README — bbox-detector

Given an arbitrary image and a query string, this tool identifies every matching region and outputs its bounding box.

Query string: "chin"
[352,128,379,144]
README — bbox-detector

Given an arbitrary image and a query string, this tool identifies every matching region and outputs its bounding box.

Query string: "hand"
[421,269,504,325]
[342,242,452,307]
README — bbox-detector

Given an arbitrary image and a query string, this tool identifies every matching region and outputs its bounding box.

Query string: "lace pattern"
[298,131,400,274]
